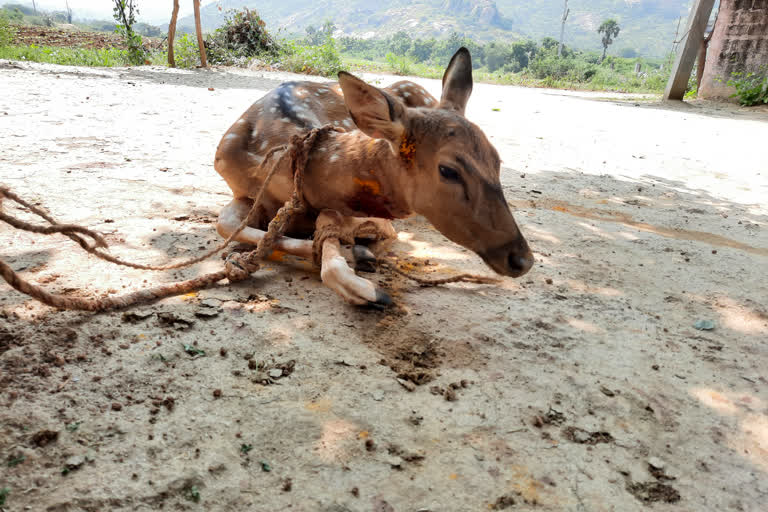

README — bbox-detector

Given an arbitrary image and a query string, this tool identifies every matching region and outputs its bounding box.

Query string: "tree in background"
[112,0,144,65]
[598,19,620,62]
[305,21,336,46]
[558,0,569,58]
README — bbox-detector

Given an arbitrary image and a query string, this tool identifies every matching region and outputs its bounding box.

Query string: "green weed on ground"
[279,38,345,77]
[728,70,768,106]
[0,44,134,66]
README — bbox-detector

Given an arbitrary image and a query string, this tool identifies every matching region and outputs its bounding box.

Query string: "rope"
[0,124,498,311]
[0,126,336,311]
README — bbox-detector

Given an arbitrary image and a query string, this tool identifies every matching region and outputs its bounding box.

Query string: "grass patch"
[0,44,132,66]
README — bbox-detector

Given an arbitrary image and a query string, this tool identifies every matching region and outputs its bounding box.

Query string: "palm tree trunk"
[193,0,208,68]
[168,0,180,68]
[601,46,607,62]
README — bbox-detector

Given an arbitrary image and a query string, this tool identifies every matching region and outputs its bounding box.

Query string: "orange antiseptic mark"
[449,473,459,480]
[353,177,381,195]
[399,133,416,164]
[357,431,369,439]
[268,250,286,262]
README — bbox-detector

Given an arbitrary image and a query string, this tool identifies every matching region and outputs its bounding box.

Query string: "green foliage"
[385,52,413,76]
[727,70,768,106]
[0,44,136,66]
[206,7,280,66]
[183,485,201,503]
[0,487,8,506]
[112,0,145,65]
[280,37,344,77]
[174,33,200,69]
[598,19,621,62]
[0,10,16,47]
[305,21,335,46]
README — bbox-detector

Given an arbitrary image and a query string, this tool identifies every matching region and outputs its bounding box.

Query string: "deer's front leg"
[317,212,392,307]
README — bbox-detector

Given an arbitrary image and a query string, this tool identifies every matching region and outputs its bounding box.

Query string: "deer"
[213,48,534,307]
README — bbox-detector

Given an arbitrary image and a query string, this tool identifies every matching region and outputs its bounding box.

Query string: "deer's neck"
[303,131,413,219]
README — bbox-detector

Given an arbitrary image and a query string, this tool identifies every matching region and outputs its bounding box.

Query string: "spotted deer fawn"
[214,48,533,306]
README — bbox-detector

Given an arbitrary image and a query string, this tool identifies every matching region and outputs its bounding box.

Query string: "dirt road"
[1,60,767,511]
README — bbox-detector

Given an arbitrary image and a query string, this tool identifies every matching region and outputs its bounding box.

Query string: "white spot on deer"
[223,133,239,142]
[329,154,340,163]
[403,91,411,98]
[317,146,327,152]
[281,117,291,124]
[251,129,259,138]
[424,97,434,105]
[343,119,354,128]
[236,119,247,125]
[248,152,265,164]
[259,140,269,150]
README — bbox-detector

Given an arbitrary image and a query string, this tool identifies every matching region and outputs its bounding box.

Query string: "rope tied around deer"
[0,125,498,312]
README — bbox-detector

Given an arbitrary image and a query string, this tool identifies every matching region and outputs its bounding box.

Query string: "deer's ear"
[338,72,404,142]
[440,47,473,115]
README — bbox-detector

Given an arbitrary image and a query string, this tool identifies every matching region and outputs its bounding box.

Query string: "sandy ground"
[1,60,767,512]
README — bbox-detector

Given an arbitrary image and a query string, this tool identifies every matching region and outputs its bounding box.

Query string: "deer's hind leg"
[216,198,314,259]
[316,211,395,307]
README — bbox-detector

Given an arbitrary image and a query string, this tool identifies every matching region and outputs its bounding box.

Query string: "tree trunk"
[558,0,569,58]
[193,0,208,68]
[601,46,607,63]
[32,0,37,15]
[168,0,180,68]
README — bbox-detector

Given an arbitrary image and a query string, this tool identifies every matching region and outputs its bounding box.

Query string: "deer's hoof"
[365,288,393,310]
[353,244,378,273]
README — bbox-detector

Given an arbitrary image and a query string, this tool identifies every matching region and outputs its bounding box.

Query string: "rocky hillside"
[178,0,696,57]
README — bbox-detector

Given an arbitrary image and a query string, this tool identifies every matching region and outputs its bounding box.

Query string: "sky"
[17,1,219,24]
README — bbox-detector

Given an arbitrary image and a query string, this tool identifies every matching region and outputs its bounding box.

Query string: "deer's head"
[338,48,534,277]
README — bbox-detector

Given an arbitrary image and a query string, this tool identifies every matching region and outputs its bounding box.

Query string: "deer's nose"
[507,249,534,277]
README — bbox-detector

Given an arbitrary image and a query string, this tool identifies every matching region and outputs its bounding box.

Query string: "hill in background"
[177,0,695,58]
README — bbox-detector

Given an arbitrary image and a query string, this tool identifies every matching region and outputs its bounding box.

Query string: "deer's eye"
[439,165,461,183]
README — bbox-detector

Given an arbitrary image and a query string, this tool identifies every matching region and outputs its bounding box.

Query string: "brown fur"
[213,48,533,304]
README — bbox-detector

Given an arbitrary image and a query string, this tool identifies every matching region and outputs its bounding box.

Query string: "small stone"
[111,402,122,411]
[213,389,222,398]
[573,430,591,443]
[648,457,666,470]
[397,378,416,392]
[268,368,283,379]
[371,390,385,401]
[64,455,85,470]
[200,298,222,308]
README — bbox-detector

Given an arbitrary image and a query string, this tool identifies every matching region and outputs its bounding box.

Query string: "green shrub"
[280,37,344,77]
[206,7,279,65]
[727,70,768,106]
[0,11,16,47]
[385,52,413,75]
[174,33,199,69]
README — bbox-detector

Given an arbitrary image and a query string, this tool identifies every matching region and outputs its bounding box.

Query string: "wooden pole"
[663,0,716,101]
[193,0,208,68]
[168,0,180,68]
